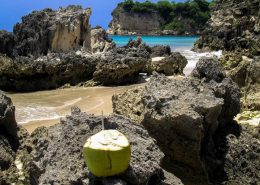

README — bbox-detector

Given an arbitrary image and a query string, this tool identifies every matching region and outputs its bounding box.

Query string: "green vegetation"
[118,0,215,34]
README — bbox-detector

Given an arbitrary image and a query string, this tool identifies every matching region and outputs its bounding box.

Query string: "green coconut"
[83,130,131,177]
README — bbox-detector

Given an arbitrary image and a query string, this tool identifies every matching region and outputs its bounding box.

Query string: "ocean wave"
[17,97,83,124]
[176,49,222,75]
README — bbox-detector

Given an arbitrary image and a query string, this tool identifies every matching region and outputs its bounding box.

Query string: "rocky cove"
[0,1,260,185]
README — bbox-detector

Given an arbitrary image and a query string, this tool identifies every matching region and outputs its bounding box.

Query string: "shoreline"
[13,84,141,133]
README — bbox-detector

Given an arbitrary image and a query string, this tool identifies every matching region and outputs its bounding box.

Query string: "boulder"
[147,52,187,76]
[92,39,150,85]
[91,26,116,53]
[191,56,241,124]
[27,107,183,185]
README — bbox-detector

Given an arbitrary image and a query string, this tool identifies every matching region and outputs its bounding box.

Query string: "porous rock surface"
[12,5,91,57]
[91,26,116,53]
[146,52,188,76]
[0,24,187,91]
[193,0,260,55]
[27,108,183,185]
[92,39,149,85]
[113,57,241,183]
[0,91,30,185]
[0,52,97,91]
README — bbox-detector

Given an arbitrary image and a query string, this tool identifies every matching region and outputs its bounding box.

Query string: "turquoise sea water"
[109,35,199,50]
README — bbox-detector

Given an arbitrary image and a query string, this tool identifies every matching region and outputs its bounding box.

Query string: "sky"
[0,0,185,32]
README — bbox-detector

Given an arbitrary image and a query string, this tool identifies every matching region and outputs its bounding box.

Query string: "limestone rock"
[147,52,187,76]
[113,57,241,183]
[92,39,150,85]
[1,6,92,57]
[108,7,166,35]
[91,26,116,53]
[0,52,97,91]
[193,0,260,55]
[191,56,241,124]
[0,92,30,184]
[27,108,183,185]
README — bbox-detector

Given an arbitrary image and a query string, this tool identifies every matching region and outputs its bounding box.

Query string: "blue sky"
[0,0,186,32]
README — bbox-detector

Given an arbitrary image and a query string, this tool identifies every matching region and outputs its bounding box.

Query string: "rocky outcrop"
[193,0,260,55]
[0,6,93,58]
[91,26,116,53]
[92,39,150,85]
[0,9,188,92]
[108,8,166,35]
[0,92,30,184]
[219,53,260,111]
[0,52,97,91]
[26,107,183,185]
[92,37,184,85]
[113,57,241,183]
[146,52,188,76]
[12,5,91,57]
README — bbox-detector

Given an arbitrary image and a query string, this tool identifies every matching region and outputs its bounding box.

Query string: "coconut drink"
[83,115,131,177]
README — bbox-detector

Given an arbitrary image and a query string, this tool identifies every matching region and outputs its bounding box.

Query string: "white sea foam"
[16,97,83,124]
[174,48,222,76]
[16,105,60,124]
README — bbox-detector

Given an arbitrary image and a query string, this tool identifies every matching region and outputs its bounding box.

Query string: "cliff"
[108,0,212,35]
[108,8,166,35]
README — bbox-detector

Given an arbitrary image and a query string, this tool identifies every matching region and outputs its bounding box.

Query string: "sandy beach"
[8,84,140,133]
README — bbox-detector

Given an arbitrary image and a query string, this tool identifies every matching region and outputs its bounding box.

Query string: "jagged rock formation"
[0,9,187,92]
[91,26,116,53]
[113,57,242,184]
[0,53,97,91]
[26,107,183,185]
[193,0,260,114]
[5,6,91,57]
[0,36,184,91]
[0,92,30,184]
[193,0,260,55]
[108,9,166,35]
[92,38,150,85]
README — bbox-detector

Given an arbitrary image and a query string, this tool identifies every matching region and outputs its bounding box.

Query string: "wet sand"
[7,85,139,133]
